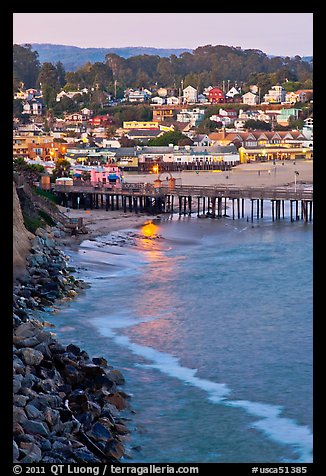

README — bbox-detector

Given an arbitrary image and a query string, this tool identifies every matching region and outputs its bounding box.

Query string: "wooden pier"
[53,183,313,223]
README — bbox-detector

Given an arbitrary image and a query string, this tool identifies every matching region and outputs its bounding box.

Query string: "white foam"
[93,315,313,462]
[228,400,313,462]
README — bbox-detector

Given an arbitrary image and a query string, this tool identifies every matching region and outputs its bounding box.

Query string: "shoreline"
[56,208,159,250]
[13,226,133,464]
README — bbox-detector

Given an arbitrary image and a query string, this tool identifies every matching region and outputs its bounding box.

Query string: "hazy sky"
[13,13,313,56]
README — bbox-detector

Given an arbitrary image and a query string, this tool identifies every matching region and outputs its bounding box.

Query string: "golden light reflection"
[130,221,184,343]
[141,221,159,238]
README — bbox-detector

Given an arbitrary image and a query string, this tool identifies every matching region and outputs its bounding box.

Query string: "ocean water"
[46,204,313,463]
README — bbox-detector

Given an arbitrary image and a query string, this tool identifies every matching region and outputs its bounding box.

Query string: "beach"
[126,159,313,188]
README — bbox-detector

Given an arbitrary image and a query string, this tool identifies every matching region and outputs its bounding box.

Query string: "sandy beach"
[125,159,313,188]
[56,207,155,248]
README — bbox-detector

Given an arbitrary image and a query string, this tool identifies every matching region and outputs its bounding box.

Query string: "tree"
[244,119,271,131]
[56,61,66,87]
[13,44,41,88]
[288,118,304,130]
[37,62,61,91]
[13,99,23,117]
[147,130,190,146]
[196,118,218,134]
[37,62,62,109]
[52,159,71,179]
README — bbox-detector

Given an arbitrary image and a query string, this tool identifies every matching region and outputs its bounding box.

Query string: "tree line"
[14,43,313,101]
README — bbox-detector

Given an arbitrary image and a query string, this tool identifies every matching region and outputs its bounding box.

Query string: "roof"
[209,130,306,142]
[125,129,162,138]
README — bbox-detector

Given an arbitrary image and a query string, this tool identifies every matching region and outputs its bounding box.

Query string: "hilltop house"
[263,85,286,104]
[182,85,198,104]
[207,87,225,104]
[242,91,259,105]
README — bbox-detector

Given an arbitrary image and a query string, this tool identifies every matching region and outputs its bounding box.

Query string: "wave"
[92,314,313,463]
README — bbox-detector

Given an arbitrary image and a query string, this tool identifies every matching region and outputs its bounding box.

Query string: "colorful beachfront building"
[73,164,123,185]
[238,145,313,163]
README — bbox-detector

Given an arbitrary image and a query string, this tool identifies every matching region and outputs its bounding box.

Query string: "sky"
[13,12,313,57]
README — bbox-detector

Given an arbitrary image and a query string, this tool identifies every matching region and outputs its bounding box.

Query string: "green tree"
[37,62,61,91]
[56,61,66,87]
[196,118,218,134]
[13,44,41,88]
[244,119,271,131]
[147,130,190,146]
[52,159,71,179]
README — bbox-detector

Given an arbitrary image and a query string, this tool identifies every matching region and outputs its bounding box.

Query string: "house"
[125,88,152,102]
[284,91,300,104]
[123,121,159,130]
[191,134,211,147]
[56,90,85,102]
[157,87,178,97]
[22,99,44,116]
[182,85,198,104]
[166,96,181,105]
[64,113,88,123]
[88,114,112,127]
[197,93,209,104]
[302,116,313,140]
[210,115,233,127]
[151,96,166,105]
[124,129,164,142]
[276,108,301,126]
[294,89,313,103]
[152,105,180,122]
[242,91,259,105]
[225,87,241,102]
[81,108,93,117]
[207,87,225,104]
[176,108,205,126]
[219,108,237,118]
[263,85,286,104]
[209,129,307,149]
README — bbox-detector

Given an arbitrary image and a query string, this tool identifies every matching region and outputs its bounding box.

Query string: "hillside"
[28,43,193,71]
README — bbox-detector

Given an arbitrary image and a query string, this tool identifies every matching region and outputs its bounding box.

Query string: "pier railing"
[53,182,313,201]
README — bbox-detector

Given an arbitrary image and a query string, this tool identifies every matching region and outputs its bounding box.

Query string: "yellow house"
[123,121,159,129]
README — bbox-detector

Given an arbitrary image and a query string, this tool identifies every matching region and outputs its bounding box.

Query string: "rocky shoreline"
[13,226,132,463]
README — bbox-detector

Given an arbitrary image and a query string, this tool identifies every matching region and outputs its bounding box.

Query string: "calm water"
[45,205,313,463]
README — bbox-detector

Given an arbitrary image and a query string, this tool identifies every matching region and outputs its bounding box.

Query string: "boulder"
[22,420,50,437]
[20,348,44,366]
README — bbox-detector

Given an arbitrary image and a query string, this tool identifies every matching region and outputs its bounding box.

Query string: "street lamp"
[294,170,299,193]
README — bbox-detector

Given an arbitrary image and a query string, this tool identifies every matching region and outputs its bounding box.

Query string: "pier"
[52,183,313,222]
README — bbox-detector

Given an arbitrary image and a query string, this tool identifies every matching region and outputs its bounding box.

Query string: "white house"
[126,89,152,102]
[225,87,241,99]
[151,96,166,105]
[302,116,313,140]
[177,108,205,126]
[263,85,286,104]
[166,96,181,105]
[242,91,259,105]
[182,85,198,104]
[210,115,233,127]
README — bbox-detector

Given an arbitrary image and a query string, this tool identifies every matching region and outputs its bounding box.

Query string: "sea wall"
[13,215,131,463]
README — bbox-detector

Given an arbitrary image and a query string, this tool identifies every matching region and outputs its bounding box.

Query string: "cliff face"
[13,182,34,279]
